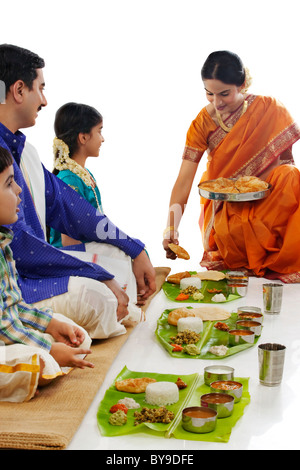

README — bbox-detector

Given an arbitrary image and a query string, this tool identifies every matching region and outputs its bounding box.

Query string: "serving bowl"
[237,311,263,324]
[228,329,255,345]
[237,306,262,314]
[210,380,243,403]
[204,365,235,386]
[201,393,234,418]
[182,406,217,433]
[236,319,262,336]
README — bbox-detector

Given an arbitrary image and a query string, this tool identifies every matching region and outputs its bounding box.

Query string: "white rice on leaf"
[177,316,203,334]
[179,277,201,290]
[145,381,179,406]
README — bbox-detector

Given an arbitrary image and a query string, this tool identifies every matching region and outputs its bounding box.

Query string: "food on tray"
[207,288,223,293]
[175,377,187,389]
[187,306,231,321]
[214,321,230,332]
[168,243,190,260]
[167,306,230,325]
[167,271,191,284]
[109,403,128,414]
[171,343,184,352]
[234,175,269,192]
[170,330,201,345]
[184,344,200,355]
[115,377,157,393]
[211,293,227,302]
[167,308,195,326]
[209,345,228,356]
[175,293,190,301]
[145,381,179,406]
[179,277,201,290]
[180,286,201,295]
[191,270,226,281]
[211,380,242,391]
[200,176,269,194]
[201,177,238,193]
[117,397,140,409]
[134,407,174,426]
[109,409,127,426]
[177,316,203,334]
[192,291,204,301]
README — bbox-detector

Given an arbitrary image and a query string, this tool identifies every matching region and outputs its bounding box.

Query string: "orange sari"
[186,95,300,281]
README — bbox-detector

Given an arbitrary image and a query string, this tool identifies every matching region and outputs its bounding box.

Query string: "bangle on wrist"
[163,226,179,238]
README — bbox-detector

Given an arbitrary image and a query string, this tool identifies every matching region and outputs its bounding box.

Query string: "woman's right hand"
[103,278,130,322]
[162,236,179,260]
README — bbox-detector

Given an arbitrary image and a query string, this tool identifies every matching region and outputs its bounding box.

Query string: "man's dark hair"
[0,146,13,173]
[0,44,45,97]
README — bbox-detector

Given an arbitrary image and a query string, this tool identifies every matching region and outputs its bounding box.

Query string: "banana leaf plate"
[162,272,241,303]
[155,310,261,359]
[97,366,250,443]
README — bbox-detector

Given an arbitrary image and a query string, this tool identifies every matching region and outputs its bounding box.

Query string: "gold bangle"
[163,226,179,237]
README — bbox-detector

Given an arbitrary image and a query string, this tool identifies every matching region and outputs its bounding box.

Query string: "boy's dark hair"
[0,44,45,97]
[0,147,13,172]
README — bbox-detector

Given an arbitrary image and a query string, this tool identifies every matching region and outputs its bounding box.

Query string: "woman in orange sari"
[163,51,300,282]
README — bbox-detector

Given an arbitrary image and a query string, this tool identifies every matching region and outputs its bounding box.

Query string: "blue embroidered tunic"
[0,123,145,304]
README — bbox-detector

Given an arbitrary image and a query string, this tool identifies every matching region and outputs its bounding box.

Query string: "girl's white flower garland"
[53,137,103,213]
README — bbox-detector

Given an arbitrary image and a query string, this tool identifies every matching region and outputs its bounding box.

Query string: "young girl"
[50,102,104,247]
[49,102,147,323]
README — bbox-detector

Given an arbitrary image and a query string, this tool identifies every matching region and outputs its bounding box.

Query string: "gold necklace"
[216,99,248,133]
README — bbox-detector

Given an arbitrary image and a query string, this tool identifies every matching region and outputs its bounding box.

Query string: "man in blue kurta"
[0,44,156,339]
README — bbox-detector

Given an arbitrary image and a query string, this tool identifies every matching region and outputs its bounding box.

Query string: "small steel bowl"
[226,270,248,280]
[201,393,234,418]
[237,311,263,324]
[210,380,243,403]
[204,365,235,386]
[228,329,255,345]
[237,306,262,314]
[236,319,262,336]
[227,282,248,297]
[182,406,217,433]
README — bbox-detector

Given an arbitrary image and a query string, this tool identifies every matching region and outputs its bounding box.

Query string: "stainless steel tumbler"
[258,343,286,386]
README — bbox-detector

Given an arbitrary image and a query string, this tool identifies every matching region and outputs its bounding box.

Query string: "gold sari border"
[233,122,300,178]
[208,95,256,151]
[182,145,203,163]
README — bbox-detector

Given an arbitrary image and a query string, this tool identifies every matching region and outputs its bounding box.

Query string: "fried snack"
[234,176,269,192]
[201,177,238,193]
[167,308,196,326]
[167,271,191,285]
[168,243,190,260]
[214,321,230,332]
[200,176,268,194]
[115,377,157,394]
[191,270,226,281]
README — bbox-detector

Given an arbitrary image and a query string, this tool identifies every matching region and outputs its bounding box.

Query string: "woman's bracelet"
[163,226,179,238]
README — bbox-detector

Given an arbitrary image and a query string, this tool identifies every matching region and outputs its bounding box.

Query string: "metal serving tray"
[198,179,272,202]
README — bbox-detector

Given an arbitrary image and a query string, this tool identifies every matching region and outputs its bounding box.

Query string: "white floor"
[68,276,300,451]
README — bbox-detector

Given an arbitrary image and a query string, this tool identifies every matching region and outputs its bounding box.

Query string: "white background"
[3,0,300,272]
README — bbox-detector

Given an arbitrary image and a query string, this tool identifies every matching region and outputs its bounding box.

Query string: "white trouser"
[0,313,91,402]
